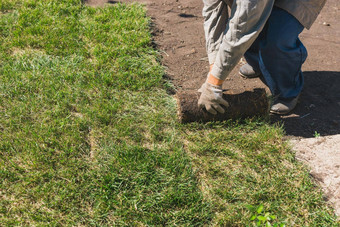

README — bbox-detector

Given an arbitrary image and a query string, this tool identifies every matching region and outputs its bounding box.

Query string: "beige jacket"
[275,0,327,29]
[225,0,327,29]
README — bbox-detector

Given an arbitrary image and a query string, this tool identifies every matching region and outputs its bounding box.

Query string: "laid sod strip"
[180,121,337,225]
[0,0,338,225]
[0,1,211,225]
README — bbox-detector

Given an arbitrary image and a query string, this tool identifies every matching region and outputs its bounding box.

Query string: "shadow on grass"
[107,0,120,4]
[83,0,120,6]
[271,71,340,138]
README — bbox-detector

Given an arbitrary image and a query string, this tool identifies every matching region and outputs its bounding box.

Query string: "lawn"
[0,0,338,225]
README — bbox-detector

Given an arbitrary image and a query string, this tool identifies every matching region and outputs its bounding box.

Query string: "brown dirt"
[85,0,340,218]
[176,88,268,123]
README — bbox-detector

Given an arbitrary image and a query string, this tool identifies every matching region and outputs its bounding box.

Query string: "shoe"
[270,95,300,115]
[239,64,262,78]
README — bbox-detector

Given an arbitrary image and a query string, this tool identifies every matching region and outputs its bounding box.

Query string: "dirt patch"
[176,88,268,123]
[85,0,340,218]
[291,135,340,217]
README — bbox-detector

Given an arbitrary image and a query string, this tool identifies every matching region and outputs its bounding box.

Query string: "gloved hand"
[198,82,229,115]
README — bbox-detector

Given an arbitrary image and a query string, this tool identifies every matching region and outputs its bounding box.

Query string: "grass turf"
[0,0,338,225]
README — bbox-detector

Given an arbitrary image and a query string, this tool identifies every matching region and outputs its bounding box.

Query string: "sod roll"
[176,88,269,123]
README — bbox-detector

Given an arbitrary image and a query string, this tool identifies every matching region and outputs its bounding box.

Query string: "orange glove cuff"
[207,73,224,86]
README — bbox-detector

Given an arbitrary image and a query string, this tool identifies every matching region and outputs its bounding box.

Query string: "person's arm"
[210,0,275,81]
[199,0,275,114]
[202,0,229,66]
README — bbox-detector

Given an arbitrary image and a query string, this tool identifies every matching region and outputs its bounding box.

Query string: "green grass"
[0,0,338,225]
[181,121,338,225]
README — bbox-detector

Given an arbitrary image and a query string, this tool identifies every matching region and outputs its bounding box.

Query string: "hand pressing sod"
[198,82,229,115]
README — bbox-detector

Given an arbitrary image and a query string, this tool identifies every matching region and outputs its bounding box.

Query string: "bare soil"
[176,88,268,123]
[86,0,340,218]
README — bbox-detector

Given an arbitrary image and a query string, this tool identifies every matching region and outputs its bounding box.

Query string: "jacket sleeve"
[210,0,275,81]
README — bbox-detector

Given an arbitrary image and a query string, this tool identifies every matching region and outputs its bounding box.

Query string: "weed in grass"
[314,131,321,138]
[247,204,286,227]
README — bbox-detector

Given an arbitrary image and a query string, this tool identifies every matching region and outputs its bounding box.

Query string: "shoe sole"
[269,109,291,115]
[270,97,300,115]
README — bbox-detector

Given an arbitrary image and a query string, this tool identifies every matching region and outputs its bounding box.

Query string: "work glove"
[198,82,229,115]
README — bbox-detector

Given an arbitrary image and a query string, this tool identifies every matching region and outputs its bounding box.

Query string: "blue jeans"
[245,7,307,99]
